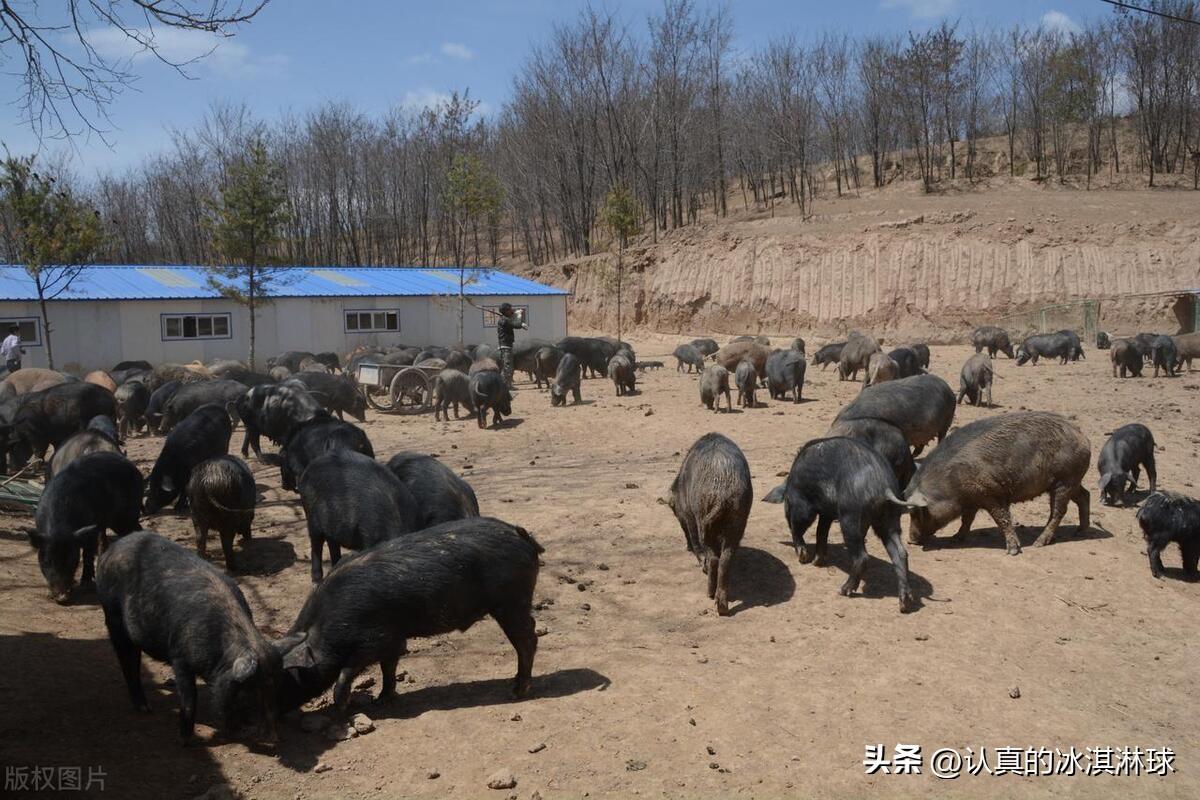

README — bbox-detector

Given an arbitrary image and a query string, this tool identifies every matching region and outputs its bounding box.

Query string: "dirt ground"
[2,337,1199,799]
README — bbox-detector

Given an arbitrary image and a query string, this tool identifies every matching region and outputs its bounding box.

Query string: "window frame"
[480,304,530,328]
[160,312,233,341]
[0,317,42,347]
[343,309,400,334]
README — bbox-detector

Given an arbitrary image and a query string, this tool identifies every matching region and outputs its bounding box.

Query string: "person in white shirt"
[2,325,23,373]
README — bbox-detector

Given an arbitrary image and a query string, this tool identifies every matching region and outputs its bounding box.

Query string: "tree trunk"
[248,270,257,371]
[37,294,54,371]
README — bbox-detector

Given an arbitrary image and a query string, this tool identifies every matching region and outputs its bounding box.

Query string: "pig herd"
[2,324,1198,752]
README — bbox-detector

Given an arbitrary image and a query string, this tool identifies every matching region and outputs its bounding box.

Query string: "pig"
[6,382,118,468]
[1015,332,1074,365]
[279,417,374,492]
[1172,331,1200,371]
[1151,335,1179,377]
[112,360,153,373]
[0,367,69,400]
[827,417,916,489]
[144,380,182,433]
[765,349,806,403]
[97,531,281,743]
[1136,491,1200,579]
[274,517,543,711]
[473,343,495,363]
[299,449,420,583]
[763,437,915,612]
[314,352,341,372]
[699,364,732,413]
[158,379,246,433]
[791,337,806,356]
[298,358,329,374]
[957,352,994,407]
[1096,331,1112,349]
[513,338,556,379]
[1132,333,1160,361]
[734,359,757,408]
[444,350,472,374]
[834,373,956,456]
[971,326,1016,359]
[674,344,706,373]
[662,433,752,615]
[115,380,151,438]
[863,352,899,389]
[268,366,292,382]
[236,382,324,458]
[144,363,211,393]
[888,346,923,378]
[84,370,117,394]
[910,343,931,369]
[534,346,564,389]
[557,336,618,378]
[287,372,367,421]
[811,342,845,370]
[904,411,1091,555]
[188,455,256,570]
[1057,329,1085,361]
[415,358,446,371]
[268,351,317,373]
[550,352,583,406]
[469,357,500,376]
[385,452,480,528]
[469,369,513,428]
[32,451,143,603]
[46,426,121,478]
[712,340,770,378]
[608,354,637,396]
[432,369,476,422]
[690,338,719,357]
[1097,423,1156,506]
[838,334,881,381]
[109,367,151,387]
[1110,339,1143,378]
[145,404,233,514]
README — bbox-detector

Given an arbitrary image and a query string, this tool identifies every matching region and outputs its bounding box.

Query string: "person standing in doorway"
[496,303,526,389]
[1,325,23,374]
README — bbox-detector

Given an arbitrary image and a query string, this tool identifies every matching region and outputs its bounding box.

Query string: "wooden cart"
[355,362,441,414]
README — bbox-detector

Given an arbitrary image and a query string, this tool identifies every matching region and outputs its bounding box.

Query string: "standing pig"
[791,337,806,356]
[469,369,513,428]
[432,369,476,421]
[534,346,564,389]
[734,359,758,408]
[188,455,256,571]
[386,452,480,528]
[145,405,233,513]
[1016,332,1074,365]
[910,343,931,369]
[957,352,995,407]
[662,433,752,616]
[690,338,720,357]
[674,344,706,373]
[608,353,636,396]
[763,437,915,612]
[33,451,143,603]
[144,380,182,433]
[905,412,1091,555]
[1097,423,1156,506]
[863,352,899,389]
[812,342,845,370]
[279,417,374,492]
[275,517,543,711]
[888,347,923,378]
[97,531,282,743]
[1136,491,1200,579]
[159,379,247,433]
[1110,339,1143,378]
[115,380,150,438]
[288,371,367,421]
[550,352,583,406]
[298,449,419,582]
[711,340,770,378]
[838,334,881,381]
[827,418,915,489]
[765,349,806,403]
[699,364,732,413]
[1172,331,1200,371]
[46,425,121,478]
[7,382,119,468]
[834,373,956,456]
[972,326,1015,359]
[1151,335,1179,377]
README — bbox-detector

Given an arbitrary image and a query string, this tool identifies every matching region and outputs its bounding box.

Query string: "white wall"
[0,294,568,373]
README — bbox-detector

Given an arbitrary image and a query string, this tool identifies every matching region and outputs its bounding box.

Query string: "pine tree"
[599,184,641,343]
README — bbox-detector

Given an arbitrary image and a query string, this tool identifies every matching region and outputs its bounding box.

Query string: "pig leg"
[1072,486,1090,532]
[951,509,978,542]
[104,606,149,712]
[219,529,237,572]
[1147,540,1166,578]
[310,535,325,583]
[1181,539,1200,578]
[838,513,869,597]
[1034,485,1073,547]
[788,505,818,564]
[572,385,581,404]
[812,516,833,566]
[378,642,407,701]
[173,664,198,741]
[195,522,209,558]
[705,547,719,598]
[714,542,738,616]
[327,540,343,566]
[332,665,361,710]
[1145,453,1158,494]
[494,604,538,697]
[80,536,99,588]
[986,505,1021,555]
[985,381,993,409]
[878,521,914,612]
[679,518,702,566]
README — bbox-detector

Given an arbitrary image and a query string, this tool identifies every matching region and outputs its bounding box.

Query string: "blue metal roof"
[0,265,569,301]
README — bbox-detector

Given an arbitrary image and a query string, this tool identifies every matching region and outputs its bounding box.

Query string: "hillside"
[509,174,1200,343]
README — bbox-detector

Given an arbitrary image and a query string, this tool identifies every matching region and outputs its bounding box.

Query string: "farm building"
[0,265,569,372]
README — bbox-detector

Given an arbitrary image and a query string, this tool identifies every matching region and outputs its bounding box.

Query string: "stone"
[352,713,375,735]
[529,742,546,754]
[486,769,517,790]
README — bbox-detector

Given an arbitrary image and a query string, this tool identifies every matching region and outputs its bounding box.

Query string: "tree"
[0,155,103,369]
[599,183,640,343]
[207,139,291,370]
[445,152,504,346]
[1,1,268,142]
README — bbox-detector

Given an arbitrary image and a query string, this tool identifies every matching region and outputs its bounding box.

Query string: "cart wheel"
[389,367,432,415]
[364,385,396,413]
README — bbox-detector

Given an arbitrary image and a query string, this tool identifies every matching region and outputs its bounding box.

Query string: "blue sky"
[0,0,1115,175]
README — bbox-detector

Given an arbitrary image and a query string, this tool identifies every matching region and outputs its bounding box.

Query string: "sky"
[0,0,1118,176]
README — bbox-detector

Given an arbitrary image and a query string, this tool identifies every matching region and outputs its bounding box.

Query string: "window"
[481,305,530,328]
[0,317,41,346]
[344,310,399,333]
[161,313,231,341]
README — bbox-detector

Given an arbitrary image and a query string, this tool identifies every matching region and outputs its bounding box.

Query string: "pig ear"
[273,631,307,655]
[282,642,316,671]
[1098,473,1111,491]
[230,654,258,683]
[762,485,786,504]
[160,475,175,495]
[904,490,930,508]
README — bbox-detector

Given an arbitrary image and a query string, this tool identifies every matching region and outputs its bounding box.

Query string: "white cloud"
[440,42,474,61]
[406,52,436,65]
[879,0,958,19]
[401,88,491,118]
[85,26,287,79]
[1040,10,1081,36]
